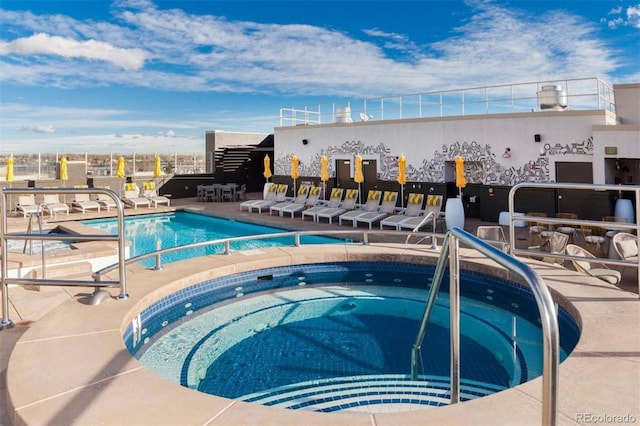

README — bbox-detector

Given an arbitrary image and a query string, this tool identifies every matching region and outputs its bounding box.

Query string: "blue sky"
[1,0,638,154]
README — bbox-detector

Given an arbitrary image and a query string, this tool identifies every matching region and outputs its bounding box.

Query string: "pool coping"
[6,244,640,425]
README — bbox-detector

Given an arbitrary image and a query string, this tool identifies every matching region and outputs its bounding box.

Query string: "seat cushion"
[590,268,621,285]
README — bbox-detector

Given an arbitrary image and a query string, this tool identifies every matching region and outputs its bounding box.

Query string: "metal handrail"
[411,227,559,426]
[1,187,129,330]
[508,182,640,296]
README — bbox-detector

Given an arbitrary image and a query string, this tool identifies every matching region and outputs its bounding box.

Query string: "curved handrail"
[411,227,559,426]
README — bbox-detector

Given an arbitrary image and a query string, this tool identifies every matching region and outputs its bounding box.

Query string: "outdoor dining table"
[203,183,239,202]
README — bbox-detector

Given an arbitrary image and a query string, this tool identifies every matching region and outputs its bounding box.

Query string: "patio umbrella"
[154,156,162,177]
[5,156,14,184]
[354,154,364,204]
[320,155,329,200]
[291,154,300,195]
[455,155,467,196]
[263,154,272,181]
[59,157,68,183]
[116,156,126,179]
[397,154,406,207]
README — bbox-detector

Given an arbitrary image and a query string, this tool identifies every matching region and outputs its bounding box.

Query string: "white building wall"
[274,110,613,185]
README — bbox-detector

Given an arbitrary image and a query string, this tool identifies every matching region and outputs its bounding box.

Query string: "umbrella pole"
[401,185,404,208]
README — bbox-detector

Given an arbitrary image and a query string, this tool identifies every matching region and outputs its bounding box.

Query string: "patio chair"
[16,194,41,218]
[555,212,578,243]
[397,194,443,232]
[476,225,509,252]
[280,186,322,218]
[566,244,622,286]
[612,232,638,273]
[339,190,382,227]
[302,188,344,222]
[240,182,276,211]
[72,193,101,214]
[122,183,151,209]
[270,184,310,216]
[380,193,424,230]
[580,224,606,257]
[42,194,69,217]
[353,191,398,229]
[142,181,171,207]
[316,189,359,224]
[528,231,569,264]
[248,184,289,213]
[602,216,628,257]
[526,212,549,246]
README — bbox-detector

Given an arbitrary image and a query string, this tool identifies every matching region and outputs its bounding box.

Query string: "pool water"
[83,211,337,266]
[125,262,580,413]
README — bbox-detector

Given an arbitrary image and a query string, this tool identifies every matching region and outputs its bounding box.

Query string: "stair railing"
[411,227,559,426]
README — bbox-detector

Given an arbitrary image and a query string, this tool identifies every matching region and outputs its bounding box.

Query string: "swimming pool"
[83,211,337,266]
[124,261,580,414]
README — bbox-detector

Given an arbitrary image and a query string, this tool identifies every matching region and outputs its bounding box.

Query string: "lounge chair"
[528,231,569,264]
[302,188,344,222]
[316,189,359,224]
[240,183,277,211]
[15,194,41,218]
[122,183,151,209]
[397,194,444,231]
[42,194,69,217]
[380,193,424,230]
[72,193,101,214]
[339,190,382,227]
[142,181,171,207]
[566,244,622,286]
[270,185,310,216]
[249,184,289,213]
[353,191,398,229]
[280,186,322,218]
[95,187,117,211]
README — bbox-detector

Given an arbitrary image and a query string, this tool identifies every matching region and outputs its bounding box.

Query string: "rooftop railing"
[279,77,615,127]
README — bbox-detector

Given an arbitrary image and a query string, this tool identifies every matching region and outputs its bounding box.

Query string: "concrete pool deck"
[1,195,639,425]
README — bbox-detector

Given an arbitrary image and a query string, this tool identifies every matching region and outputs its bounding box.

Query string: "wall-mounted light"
[302,139,309,145]
[502,148,511,158]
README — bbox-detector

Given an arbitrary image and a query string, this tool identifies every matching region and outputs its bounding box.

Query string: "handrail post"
[449,234,461,404]
[1,191,14,329]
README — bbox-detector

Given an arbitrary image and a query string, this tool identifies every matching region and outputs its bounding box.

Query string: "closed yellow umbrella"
[354,155,364,204]
[5,157,14,183]
[154,156,162,177]
[59,157,68,182]
[320,155,329,200]
[263,155,272,181]
[291,154,299,194]
[397,154,406,207]
[116,156,125,179]
[455,155,467,196]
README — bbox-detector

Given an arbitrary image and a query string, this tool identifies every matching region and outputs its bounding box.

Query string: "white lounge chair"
[566,244,622,286]
[339,190,382,227]
[142,181,171,207]
[353,191,398,229]
[398,194,444,231]
[270,185,310,216]
[72,193,101,214]
[612,232,638,273]
[42,194,69,217]
[380,193,424,230]
[240,183,276,211]
[16,194,40,218]
[280,186,322,218]
[476,225,509,252]
[249,184,289,213]
[302,188,344,222]
[122,183,151,209]
[316,189,359,224]
[95,187,117,211]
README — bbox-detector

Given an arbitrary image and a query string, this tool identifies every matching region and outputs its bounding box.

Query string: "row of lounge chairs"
[240,183,444,230]
[14,182,170,218]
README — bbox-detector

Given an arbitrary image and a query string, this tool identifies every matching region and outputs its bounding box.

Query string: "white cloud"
[604,3,640,28]
[20,124,56,133]
[0,33,148,70]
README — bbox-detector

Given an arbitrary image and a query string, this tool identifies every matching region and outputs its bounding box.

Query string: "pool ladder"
[411,227,560,426]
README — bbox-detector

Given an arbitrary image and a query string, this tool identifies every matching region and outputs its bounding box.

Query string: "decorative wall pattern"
[274,136,594,186]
